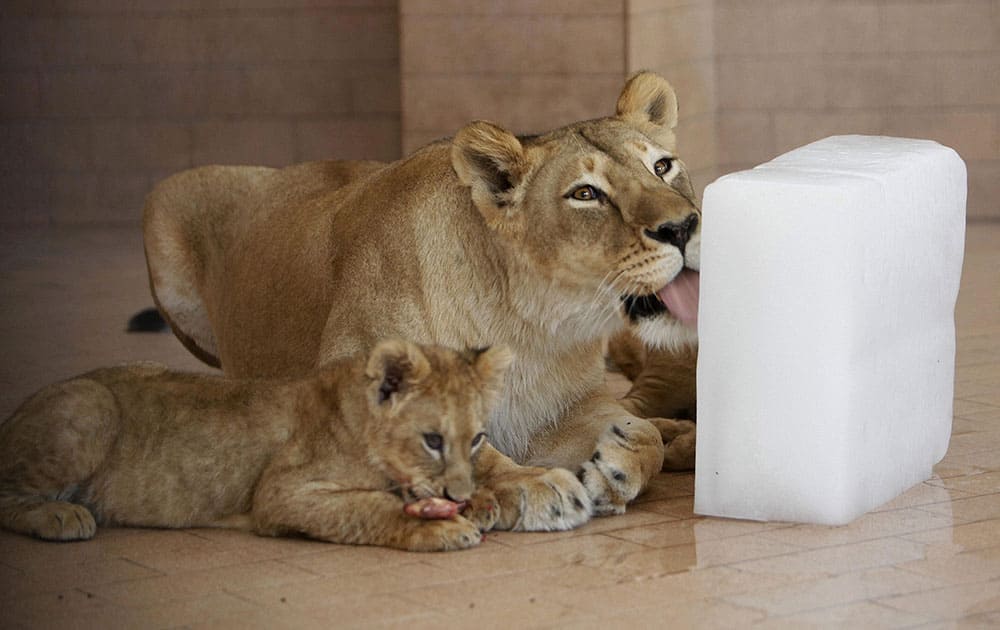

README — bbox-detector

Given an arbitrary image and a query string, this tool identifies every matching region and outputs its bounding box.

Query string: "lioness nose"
[645,214,698,254]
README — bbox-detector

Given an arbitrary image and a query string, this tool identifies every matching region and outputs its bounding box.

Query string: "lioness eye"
[654,157,673,177]
[568,185,600,201]
[423,432,443,451]
[471,432,487,449]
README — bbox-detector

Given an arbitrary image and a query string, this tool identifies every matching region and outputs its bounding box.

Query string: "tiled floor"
[0,223,998,629]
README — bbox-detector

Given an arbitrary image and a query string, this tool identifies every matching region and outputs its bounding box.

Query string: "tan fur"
[0,342,521,552]
[608,331,698,470]
[143,72,701,524]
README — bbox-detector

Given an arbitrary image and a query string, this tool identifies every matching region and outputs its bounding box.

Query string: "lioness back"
[0,342,511,552]
[144,158,388,373]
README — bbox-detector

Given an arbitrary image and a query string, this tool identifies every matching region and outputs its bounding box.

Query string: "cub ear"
[468,345,514,399]
[616,71,679,130]
[365,339,432,406]
[451,121,527,221]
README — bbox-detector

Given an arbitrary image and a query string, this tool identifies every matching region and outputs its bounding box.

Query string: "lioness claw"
[579,420,664,516]
[491,468,592,531]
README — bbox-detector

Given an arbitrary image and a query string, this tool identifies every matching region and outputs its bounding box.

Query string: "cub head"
[362,339,512,504]
[451,71,700,348]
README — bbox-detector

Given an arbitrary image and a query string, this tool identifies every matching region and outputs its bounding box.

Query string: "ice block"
[694,135,967,525]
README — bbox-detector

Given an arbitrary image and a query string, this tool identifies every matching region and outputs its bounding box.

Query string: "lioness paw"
[462,488,500,532]
[650,418,696,471]
[405,516,482,552]
[492,468,591,532]
[579,421,663,516]
[22,502,97,541]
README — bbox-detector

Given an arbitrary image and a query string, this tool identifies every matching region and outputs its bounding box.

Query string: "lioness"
[0,341,530,551]
[143,72,701,527]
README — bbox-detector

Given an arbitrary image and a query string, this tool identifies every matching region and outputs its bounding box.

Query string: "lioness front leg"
[253,481,482,552]
[474,445,592,531]
[529,393,665,516]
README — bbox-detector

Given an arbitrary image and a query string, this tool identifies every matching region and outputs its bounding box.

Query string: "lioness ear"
[451,121,527,219]
[366,339,431,406]
[469,345,514,399]
[616,71,679,130]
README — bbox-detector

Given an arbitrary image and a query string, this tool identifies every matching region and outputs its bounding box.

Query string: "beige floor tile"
[927,471,1000,496]
[733,537,931,579]
[2,589,118,630]
[420,539,571,576]
[512,533,649,567]
[230,561,460,608]
[277,543,424,576]
[873,482,973,512]
[0,529,153,572]
[758,507,959,549]
[963,391,1000,408]
[102,592,260,630]
[486,506,676,547]
[553,599,766,629]
[84,560,318,607]
[0,558,162,601]
[393,594,587,630]
[551,565,797,613]
[397,564,618,609]
[634,496,699,519]
[592,533,802,578]
[606,515,791,549]
[631,471,696,502]
[294,594,451,629]
[919,493,1000,522]
[777,600,933,628]
[723,566,948,617]
[903,519,1000,552]
[941,451,1000,472]
[896,545,1000,585]
[954,401,1000,423]
[953,417,994,435]
[933,461,995,480]
[190,606,349,630]
[586,542,701,578]
[186,527,329,557]
[944,432,1000,458]
[879,579,1000,620]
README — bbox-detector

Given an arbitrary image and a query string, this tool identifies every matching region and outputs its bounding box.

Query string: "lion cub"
[0,340,510,551]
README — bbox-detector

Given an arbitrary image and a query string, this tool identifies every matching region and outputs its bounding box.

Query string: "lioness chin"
[0,341,551,552]
[143,71,701,526]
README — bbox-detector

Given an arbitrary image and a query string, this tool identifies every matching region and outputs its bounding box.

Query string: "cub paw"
[492,468,592,532]
[578,420,664,516]
[651,418,696,471]
[462,488,500,532]
[23,501,97,541]
[406,515,483,552]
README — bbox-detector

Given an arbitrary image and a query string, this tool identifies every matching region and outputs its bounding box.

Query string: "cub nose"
[645,214,699,254]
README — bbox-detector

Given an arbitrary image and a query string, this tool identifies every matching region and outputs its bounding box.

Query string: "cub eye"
[654,157,673,177]
[568,185,600,201]
[471,432,487,450]
[423,432,443,451]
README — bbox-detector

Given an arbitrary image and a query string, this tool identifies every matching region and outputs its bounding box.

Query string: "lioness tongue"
[656,268,700,328]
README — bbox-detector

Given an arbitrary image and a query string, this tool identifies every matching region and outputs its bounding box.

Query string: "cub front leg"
[253,479,482,552]
[529,393,665,516]
[474,445,592,532]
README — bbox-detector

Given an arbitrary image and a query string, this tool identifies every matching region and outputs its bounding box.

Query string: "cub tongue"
[656,268,700,328]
